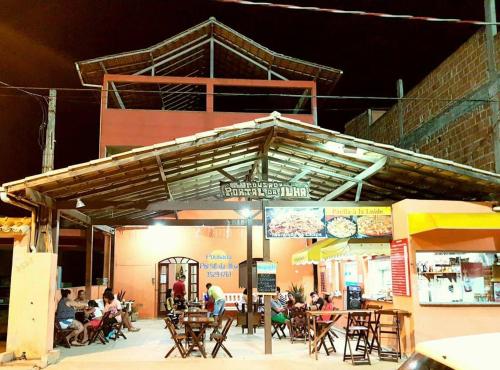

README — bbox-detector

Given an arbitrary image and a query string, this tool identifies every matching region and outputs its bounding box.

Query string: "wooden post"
[42,89,56,173]
[397,79,404,143]
[85,226,93,298]
[246,216,253,335]
[51,210,60,254]
[206,82,214,112]
[103,233,112,286]
[262,201,272,354]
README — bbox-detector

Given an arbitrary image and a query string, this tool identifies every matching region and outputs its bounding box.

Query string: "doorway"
[157,256,199,316]
[0,237,13,352]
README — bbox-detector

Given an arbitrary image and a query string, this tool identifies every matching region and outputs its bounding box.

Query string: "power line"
[215,0,500,26]
[0,84,496,103]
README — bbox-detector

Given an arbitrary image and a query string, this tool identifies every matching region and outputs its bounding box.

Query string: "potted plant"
[130,303,140,322]
[289,283,305,303]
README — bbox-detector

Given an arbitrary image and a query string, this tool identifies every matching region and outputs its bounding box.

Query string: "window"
[365,257,392,300]
[416,252,500,305]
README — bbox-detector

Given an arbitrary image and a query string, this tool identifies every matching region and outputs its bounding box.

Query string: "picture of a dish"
[357,215,392,237]
[267,209,325,237]
[327,217,357,238]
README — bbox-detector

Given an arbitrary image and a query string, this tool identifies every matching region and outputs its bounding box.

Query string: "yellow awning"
[291,241,326,265]
[409,213,500,235]
[320,240,389,260]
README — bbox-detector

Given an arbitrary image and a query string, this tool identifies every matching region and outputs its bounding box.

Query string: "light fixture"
[240,208,252,218]
[76,198,85,208]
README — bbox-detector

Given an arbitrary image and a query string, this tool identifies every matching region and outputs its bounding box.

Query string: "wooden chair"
[236,312,259,333]
[289,306,308,343]
[209,309,226,341]
[165,317,187,358]
[211,317,234,358]
[343,311,371,365]
[315,307,337,355]
[362,304,382,353]
[271,321,287,339]
[88,311,111,345]
[54,320,73,348]
[110,320,127,341]
[375,309,402,362]
[117,290,126,302]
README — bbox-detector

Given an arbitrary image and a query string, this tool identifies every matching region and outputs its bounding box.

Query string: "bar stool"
[375,309,402,362]
[343,311,371,365]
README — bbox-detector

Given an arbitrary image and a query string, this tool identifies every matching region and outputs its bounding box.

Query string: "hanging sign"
[391,238,411,296]
[256,261,277,295]
[265,207,326,238]
[220,181,309,199]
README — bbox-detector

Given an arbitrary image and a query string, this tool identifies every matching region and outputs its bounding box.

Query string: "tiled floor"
[44,319,402,370]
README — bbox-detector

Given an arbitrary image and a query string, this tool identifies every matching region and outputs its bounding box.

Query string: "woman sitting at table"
[56,289,90,346]
[320,294,336,321]
[271,293,291,333]
[287,292,306,310]
[165,288,181,327]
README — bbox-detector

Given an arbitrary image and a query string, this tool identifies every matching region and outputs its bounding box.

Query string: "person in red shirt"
[172,275,186,300]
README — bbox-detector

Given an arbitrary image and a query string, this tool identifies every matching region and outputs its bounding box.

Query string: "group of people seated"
[270,289,336,333]
[55,287,140,347]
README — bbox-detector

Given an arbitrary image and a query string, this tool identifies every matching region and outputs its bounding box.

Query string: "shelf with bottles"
[422,271,461,282]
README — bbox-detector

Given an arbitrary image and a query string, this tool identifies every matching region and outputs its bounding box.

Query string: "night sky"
[0,0,489,215]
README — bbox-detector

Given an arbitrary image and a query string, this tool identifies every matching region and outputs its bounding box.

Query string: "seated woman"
[56,289,90,346]
[320,294,335,322]
[271,293,291,333]
[165,288,181,326]
[102,288,140,332]
[287,292,306,310]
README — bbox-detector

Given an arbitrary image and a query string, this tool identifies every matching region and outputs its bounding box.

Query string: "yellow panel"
[409,213,500,235]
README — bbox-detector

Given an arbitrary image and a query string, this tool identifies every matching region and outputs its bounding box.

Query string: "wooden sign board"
[256,261,277,295]
[220,181,309,199]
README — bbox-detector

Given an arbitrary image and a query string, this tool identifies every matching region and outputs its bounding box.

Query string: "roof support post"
[397,79,404,142]
[311,83,318,125]
[100,63,125,109]
[245,215,253,335]
[210,36,215,78]
[206,81,214,112]
[42,89,56,173]
[320,156,387,201]
[85,226,94,298]
[355,181,363,202]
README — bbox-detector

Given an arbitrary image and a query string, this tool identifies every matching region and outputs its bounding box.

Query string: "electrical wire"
[0,84,496,103]
[214,0,500,26]
[0,80,48,150]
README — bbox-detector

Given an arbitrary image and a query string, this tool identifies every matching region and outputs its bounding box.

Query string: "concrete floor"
[2,320,403,369]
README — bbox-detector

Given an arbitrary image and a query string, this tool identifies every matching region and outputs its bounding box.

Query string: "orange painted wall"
[113,225,313,318]
[392,199,500,353]
[99,109,314,157]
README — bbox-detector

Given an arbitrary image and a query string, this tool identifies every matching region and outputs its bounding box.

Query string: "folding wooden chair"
[316,311,337,355]
[289,307,308,343]
[54,320,74,348]
[343,311,371,365]
[165,317,187,358]
[110,320,127,341]
[209,309,225,341]
[271,321,287,339]
[376,309,402,362]
[88,311,111,345]
[211,317,234,358]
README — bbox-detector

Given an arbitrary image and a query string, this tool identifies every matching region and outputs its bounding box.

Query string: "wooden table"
[183,316,214,358]
[306,309,410,360]
[185,308,208,318]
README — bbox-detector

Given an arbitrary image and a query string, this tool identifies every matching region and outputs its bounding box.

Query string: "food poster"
[325,207,392,239]
[265,207,326,238]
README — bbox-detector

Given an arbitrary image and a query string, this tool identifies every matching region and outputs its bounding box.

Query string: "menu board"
[265,207,326,238]
[256,261,277,295]
[220,181,309,199]
[391,239,411,296]
[265,206,392,239]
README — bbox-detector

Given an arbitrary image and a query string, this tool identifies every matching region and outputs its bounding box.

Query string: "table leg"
[313,318,318,360]
[307,313,311,355]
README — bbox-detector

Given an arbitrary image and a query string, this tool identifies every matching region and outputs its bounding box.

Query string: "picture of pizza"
[266,208,325,237]
[327,217,357,238]
[356,215,392,237]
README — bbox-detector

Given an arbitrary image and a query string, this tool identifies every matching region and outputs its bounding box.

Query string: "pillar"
[85,226,93,298]
[103,233,112,286]
[5,233,58,361]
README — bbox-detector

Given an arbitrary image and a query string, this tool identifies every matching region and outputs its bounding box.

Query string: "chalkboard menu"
[256,261,277,295]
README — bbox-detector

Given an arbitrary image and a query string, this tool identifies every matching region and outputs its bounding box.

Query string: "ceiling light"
[76,198,85,208]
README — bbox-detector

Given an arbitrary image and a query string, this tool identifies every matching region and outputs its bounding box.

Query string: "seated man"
[309,291,325,311]
[271,292,291,333]
[56,289,90,346]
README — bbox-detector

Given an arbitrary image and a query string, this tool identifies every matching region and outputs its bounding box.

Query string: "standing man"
[173,274,187,309]
[206,283,225,318]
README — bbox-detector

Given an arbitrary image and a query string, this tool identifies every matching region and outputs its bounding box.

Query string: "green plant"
[289,283,305,303]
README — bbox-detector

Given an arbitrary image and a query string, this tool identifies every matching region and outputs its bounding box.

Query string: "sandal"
[70,341,85,346]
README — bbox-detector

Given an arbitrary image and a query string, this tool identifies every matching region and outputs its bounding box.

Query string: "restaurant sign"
[220,181,309,199]
[265,206,392,239]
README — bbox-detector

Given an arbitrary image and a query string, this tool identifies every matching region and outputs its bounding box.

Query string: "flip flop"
[71,341,85,346]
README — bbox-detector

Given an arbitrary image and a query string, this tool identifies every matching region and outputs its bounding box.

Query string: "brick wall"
[345,29,498,172]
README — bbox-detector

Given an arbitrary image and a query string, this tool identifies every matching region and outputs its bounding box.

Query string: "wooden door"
[158,263,169,315]
[188,263,199,301]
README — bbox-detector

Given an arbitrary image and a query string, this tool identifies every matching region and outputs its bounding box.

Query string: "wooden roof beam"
[321,156,388,201]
